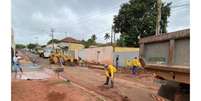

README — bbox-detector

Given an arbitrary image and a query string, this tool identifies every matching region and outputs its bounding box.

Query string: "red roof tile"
[60,37,81,43]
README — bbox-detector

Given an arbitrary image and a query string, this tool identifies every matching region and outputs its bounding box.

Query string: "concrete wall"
[113,52,139,67]
[78,46,140,66]
[115,47,139,52]
[78,46,113,64]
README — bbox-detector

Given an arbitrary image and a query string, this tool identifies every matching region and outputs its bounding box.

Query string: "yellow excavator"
[49,48,78,65]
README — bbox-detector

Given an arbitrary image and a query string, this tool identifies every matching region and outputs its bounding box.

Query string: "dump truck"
[139,29,190,101]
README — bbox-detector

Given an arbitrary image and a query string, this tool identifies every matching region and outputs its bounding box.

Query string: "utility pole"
[114,33,116,45]
[112,25,116,52]
[156,0,161,35]
[111,28,113,46]
[113,26,115,45]
[111,25,116,52]
[51,28,54,49]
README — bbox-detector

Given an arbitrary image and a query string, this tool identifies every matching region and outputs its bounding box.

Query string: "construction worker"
[13,51,23,79]
[115,55,119,69]
[131,57,141,75]
[104,64,117,88]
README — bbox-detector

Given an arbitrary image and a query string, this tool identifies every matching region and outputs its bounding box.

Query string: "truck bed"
[139,29,190,84]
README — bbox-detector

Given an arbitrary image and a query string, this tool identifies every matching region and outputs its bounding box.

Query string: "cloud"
[12,0,189,45]
[12,0,128,44]
[167,0,190,32]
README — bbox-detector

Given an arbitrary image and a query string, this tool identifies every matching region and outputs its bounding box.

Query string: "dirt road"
[60,66,160,101]
[12,80,101,101]
[12,50,162,101]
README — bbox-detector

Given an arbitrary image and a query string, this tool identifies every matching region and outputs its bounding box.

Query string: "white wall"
[78,46,113,64]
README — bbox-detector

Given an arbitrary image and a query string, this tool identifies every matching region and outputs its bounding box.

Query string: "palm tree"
[91,34,97,45]
[91,34,96,41]
[104,33,110,43]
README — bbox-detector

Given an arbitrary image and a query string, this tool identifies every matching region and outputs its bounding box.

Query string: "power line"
[171,3,189,8]
[174,0,189,4]
[69,3,189,28]
[17,3,189,32]
[170,3,189,13]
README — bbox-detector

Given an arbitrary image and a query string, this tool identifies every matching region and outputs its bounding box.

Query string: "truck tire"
[158,81,179,101]
[158,81,189,101]
[174,83,190,101]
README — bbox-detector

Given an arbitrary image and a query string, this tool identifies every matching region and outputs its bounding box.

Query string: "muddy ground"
[12,50,165,101]
[12,79,101,101]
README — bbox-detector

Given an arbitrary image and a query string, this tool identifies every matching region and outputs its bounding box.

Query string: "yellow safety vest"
[132,59,141,67]
[105,65,117,78]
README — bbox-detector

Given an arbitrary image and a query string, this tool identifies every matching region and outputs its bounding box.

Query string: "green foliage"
[16,44,26,49]
[81,40,90,48]
[113,0,171,47]
[81,34,97,48]
[91,34,97,44]
[104,33,110,42]
[27,43,37,49]
[47,39,60,45]
[41,45,46,48]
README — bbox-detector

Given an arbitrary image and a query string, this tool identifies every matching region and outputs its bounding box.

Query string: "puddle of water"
[21,63,41,71]
[14,64,51,80]
[22,63,40,68]
[20,71,50,80]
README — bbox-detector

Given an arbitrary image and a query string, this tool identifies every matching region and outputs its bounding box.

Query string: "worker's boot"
[104,77,109,85]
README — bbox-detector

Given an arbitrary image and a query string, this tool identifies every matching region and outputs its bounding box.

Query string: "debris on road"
[12,50,161,101]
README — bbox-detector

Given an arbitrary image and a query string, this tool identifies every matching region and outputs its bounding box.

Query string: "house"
[57,37,84,59]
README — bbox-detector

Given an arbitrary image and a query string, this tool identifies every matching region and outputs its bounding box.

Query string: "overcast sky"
[12,0,190,45]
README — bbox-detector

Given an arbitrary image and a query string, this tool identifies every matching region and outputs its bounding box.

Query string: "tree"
[91,34,97,44]
[27,43,38,50]
[104,33,110,42]
[81,34,98,48]
[81,40,90,48]
[113,0,171,47]
[16,44,26,49]
[47,39,60,45]
[41,45,46,48]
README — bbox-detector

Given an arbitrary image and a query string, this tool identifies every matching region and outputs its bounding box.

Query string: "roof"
[60,37,81,44]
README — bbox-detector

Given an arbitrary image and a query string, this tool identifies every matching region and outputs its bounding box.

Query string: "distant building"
[57,37,84,59]
[59,37,84,50]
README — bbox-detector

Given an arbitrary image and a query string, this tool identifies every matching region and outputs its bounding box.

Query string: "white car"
[43,48,52,58]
